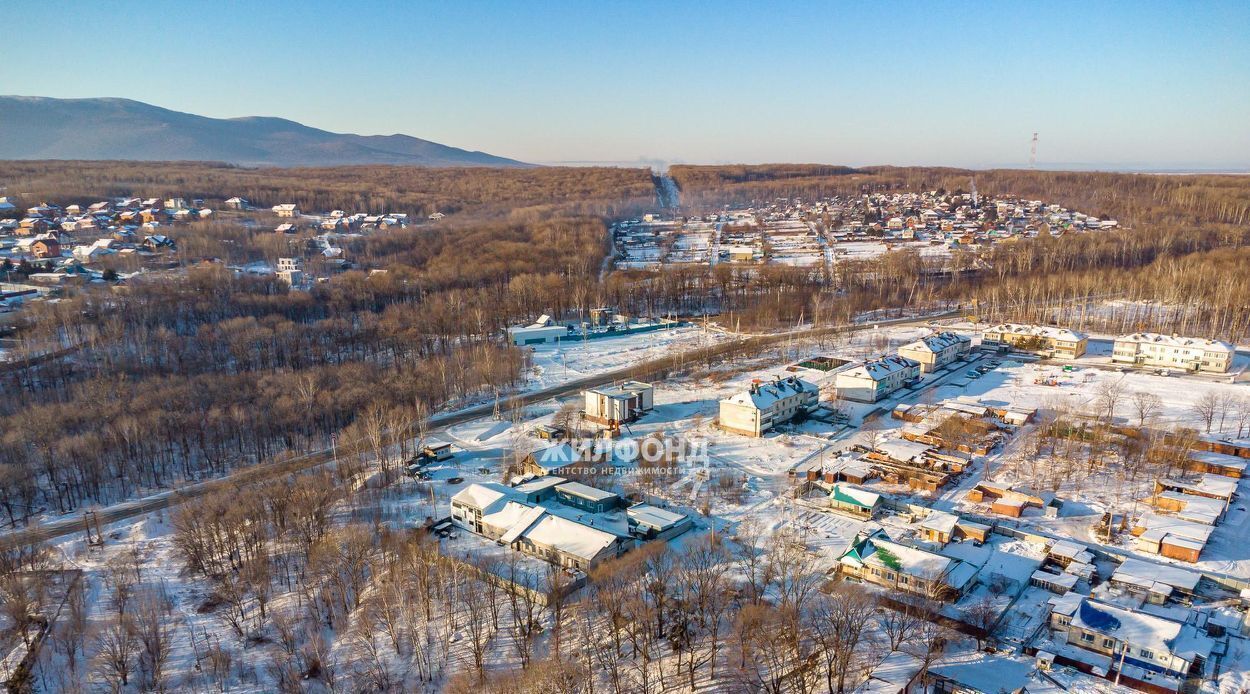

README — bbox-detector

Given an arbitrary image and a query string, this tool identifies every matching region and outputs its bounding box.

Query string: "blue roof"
[1078,601,1121,631]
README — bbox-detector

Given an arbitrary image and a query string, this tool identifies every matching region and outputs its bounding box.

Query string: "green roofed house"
[828,483,882,519]
[839,529,965,601]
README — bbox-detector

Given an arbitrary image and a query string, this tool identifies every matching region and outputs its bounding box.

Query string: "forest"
[2,163,1250,520]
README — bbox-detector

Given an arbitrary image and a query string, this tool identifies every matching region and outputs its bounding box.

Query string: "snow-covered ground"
[522,324,735,390]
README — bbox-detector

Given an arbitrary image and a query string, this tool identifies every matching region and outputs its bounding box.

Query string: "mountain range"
[0,96,528,168]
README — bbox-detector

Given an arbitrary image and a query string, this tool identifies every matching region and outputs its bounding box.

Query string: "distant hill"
[0,96,529,168]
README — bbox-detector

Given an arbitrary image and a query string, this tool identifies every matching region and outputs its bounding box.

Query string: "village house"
[1046,596,1215,692]
[981,323,1088,359]
[225,197,249,209]
[838,529,969,601]
[826,483,882,519]
[718,375,819,436]
[583,381,654,425]
[1111,333,1234,373]
[918,510,960,546]
[30,235,61,259]
[835,356,922,403]
[272,203,300,218]
[897,332,972,373]
[926,653,1038,694]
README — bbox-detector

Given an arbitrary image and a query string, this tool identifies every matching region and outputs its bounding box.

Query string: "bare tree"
[1192,392,1221,433]
[1130,391,1163,429]
[93,613,137,690]
[133,586,173,691]
[1094,376,1127,424]
[809,586,878,694]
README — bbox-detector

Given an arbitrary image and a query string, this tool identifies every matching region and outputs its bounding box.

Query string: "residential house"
[838,530,966,601]
[919,511,960,546]
[897,332,972,373]
[852,651,925,694]
[835,356,922,403]
[718,375,819,436]
[1111,333,1234,373]
[1047,597,1214,691]
[449,482,632,569]
[30,235,61,259]
[926,653,1037,694]
[583,381,654,425]
[827,483,882,519]
[553,481,621,513]
[981,324,1087,359]
[272,203,300,218]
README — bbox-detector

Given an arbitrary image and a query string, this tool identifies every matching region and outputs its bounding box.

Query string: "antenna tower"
[1029,132,1039,169]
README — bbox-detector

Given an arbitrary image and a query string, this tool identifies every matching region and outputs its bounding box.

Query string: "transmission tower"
[1029,132,1039,169]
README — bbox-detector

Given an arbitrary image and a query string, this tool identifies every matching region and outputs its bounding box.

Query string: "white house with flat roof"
[1111,333,1234,373]
[583,381,654,425]
[508,321,569,345]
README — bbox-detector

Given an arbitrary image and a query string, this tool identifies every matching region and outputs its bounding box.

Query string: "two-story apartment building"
[835,356,922,403]
[897,332,972,373]
[982,324,1088,359]
[719,375,819,436]
[1111,333,1234,373]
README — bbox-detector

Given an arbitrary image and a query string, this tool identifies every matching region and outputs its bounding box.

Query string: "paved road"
[0,310,957,550]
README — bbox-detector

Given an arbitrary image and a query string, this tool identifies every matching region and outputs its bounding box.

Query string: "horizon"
[5,1,1250,170]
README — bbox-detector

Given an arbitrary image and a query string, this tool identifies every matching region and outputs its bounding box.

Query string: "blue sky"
[5,1,1249,169]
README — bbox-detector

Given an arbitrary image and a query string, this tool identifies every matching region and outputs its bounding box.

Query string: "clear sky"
[5,0,1249,169]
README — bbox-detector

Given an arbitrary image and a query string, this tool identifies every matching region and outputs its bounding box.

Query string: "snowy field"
[522,325,735,390]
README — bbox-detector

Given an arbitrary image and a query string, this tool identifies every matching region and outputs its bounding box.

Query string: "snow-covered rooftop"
[840,355,921,382]
[1116,332,1234,353]
[985,323,1086,342]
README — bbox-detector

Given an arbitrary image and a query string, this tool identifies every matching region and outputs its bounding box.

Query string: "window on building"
[1081,632,1095,643]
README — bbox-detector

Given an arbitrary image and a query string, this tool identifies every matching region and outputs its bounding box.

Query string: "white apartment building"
[1111,333,1234,373]
[835,356,922,403]
[719,375,819,437]
[982,323,1088,359]
[897,332,972,373]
